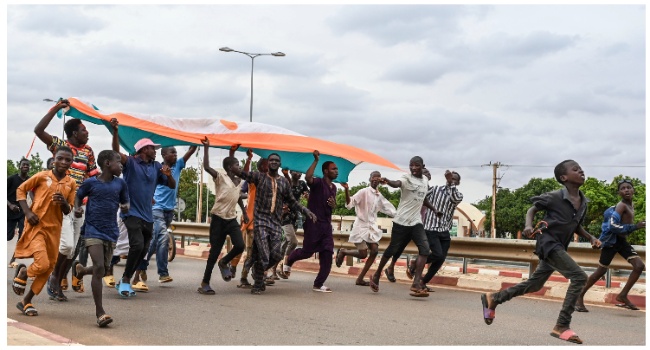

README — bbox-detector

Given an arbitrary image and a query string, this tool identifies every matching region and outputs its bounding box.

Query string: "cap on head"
[134,138,161,153]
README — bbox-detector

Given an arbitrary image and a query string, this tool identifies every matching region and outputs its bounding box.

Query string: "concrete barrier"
[170,221,645,274]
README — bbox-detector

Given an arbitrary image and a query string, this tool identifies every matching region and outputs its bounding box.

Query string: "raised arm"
[182,145,198,163]
[110,118,127,164]
[243,149,253,173]
[201,137,218,179]
[380,177,402,188]
[34,99,69,147]
[305,150,319,185]
[229,144,240,158]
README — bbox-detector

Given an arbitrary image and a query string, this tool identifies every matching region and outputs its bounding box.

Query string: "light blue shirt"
[153,158,185,211]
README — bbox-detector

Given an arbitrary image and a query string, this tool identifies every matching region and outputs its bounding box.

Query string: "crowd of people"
[7,99,646,344]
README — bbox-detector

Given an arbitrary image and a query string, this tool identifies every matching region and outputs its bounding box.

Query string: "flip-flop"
[56,294,68,302]
[383,268,396,283]
[335,248,344,268]
[409,289,429,297]
[237,281,253,289]
[369,278,379,293]
[61,278,68,291]
[355,280,370,286]
[12,264,27,296]
[97,314,113,328]
[16,301,38,316]
[574,305,589,312]
[424,286,435,293]
[550,329,582,344]
[481,293,495,325]
[197,284,216,295]
[616,302,640,311]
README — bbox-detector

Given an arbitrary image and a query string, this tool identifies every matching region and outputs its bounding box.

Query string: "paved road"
[6,250,645,346]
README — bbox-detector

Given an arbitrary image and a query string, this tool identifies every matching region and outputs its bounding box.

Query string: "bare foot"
[485,292,497,310]
[615,295,639,310]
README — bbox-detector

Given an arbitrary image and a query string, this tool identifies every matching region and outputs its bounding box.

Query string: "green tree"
[175,166,215,223]
[474,176,645,245]
[7,153,46,177]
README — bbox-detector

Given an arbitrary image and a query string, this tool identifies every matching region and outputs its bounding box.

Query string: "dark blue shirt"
[121,156,168,223]
[76,176,129,242]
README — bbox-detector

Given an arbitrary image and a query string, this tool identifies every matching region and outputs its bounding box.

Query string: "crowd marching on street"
[7,99,646,344]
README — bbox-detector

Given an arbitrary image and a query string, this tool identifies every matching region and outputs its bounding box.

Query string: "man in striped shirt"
[416,170,463,292]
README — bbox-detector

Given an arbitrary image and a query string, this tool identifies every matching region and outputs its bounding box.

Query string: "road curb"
[7,318,83,346]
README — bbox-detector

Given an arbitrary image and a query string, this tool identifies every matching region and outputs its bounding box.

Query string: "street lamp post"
[219,47,285,122]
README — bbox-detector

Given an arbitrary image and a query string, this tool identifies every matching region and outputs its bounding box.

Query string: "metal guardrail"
[171,221,645,287]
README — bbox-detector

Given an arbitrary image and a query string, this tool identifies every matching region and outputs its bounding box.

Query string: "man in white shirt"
[369,156,440,298]
[335,171,396,286]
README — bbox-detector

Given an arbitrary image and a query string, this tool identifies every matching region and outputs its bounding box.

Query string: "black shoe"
[217,259,232,281]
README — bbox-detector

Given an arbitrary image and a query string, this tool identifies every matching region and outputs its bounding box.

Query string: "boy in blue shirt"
[73,150,129,327]
[480,160,601,344]
[575,179,645,312]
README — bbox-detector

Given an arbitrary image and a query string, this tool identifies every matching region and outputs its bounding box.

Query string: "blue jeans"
[139,209,174,277]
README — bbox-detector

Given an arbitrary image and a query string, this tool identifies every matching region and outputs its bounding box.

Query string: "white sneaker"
[312,285,332,293]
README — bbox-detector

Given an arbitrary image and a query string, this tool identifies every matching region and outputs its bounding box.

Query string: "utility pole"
[482,161,504,238]
[197,148,203,223]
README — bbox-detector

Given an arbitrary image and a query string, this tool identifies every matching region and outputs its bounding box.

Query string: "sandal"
[574,305,589,313]
[409,287,429,298]
[237,280,253,289]
[131,281,149,292]
[335,248,344,268]
[103,275,116,288]
[383,268,396,283]
[481,293,496,325]
[116,282,135,298]
[370,275,379,293]
[61,278,68,291]
[97,314,114,328]
[197,284,216,295]
[355,280,370,286]
[217,260,233,281]
[71,261,84,293]
[280,265,291,279]
[550,329,582,344]
[16,301,38,316]
[12,263,27,296]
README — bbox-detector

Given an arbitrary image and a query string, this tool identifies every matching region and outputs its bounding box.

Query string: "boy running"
[335,171,396,286]
[12,147,77,316]
[8,158,31,267]
[72,150,129,327]
[198,137,248,295]
[575,178,645,312]
[369,156,438,297]
[480,160,601,344]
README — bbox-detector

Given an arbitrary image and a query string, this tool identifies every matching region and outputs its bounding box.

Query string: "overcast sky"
[5,3,646,204]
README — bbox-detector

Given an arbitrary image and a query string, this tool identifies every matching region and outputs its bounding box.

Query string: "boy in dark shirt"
[8,158,31,267]
[73,150,129,327]
[480,160,601,344]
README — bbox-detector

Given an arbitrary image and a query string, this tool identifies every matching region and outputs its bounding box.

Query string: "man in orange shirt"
[12,147,77,316]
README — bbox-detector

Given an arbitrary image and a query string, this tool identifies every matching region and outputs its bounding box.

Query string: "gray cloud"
[9,5,108,37]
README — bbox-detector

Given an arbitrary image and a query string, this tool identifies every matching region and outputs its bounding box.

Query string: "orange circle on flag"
[220,119,238,130]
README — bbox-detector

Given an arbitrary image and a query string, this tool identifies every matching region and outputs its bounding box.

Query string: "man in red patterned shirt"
[34,99,99,301]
